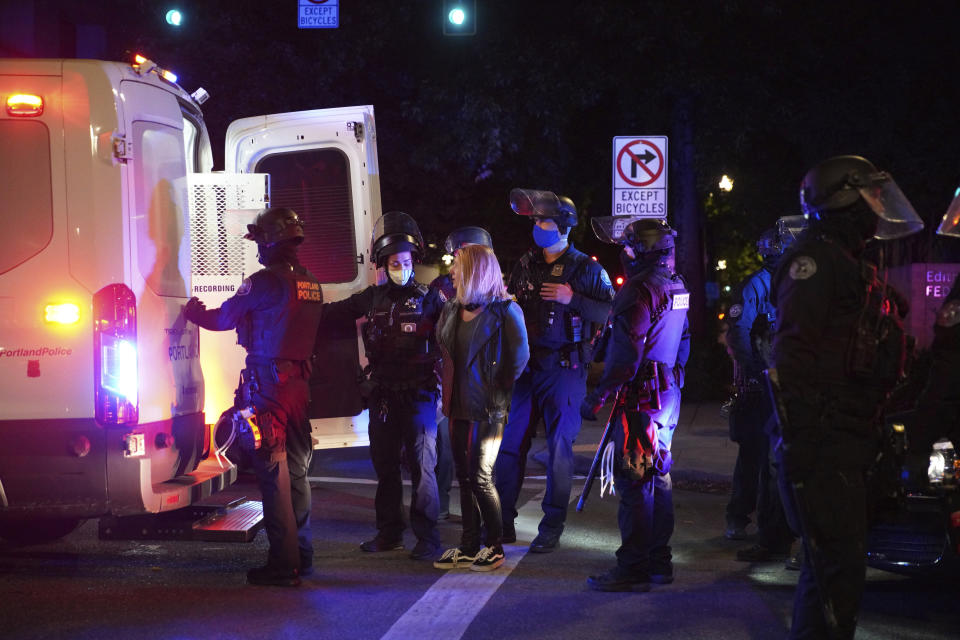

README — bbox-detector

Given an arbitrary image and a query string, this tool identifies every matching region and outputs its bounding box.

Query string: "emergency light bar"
[6,94,43,117]
[132,55,178,86]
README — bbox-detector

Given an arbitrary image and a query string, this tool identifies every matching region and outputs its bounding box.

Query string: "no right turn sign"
[612,135,668,218]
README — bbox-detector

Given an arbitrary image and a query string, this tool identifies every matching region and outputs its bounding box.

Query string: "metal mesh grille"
[188,173,267,278]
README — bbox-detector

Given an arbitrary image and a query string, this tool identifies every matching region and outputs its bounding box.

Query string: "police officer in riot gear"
[725,224,799,563]
[323,211,444,560]
[495,189,614,552]
[903,193,960,487]
[429,227,495,519]
[184,207,323,587]
[580,217,689,591]
[771,155,923,638]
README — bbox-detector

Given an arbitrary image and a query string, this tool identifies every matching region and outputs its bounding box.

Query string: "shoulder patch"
[600,269,612,287]
[437,288,447,303]
[788,256,818,281]
[936,300,960,327]
[729,303,743,318]
[237,277,252,296]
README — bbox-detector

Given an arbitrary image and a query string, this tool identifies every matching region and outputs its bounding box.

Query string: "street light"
[443,0,476,36]
[718,175,734,192]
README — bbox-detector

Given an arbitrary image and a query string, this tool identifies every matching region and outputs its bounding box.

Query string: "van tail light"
[45,302,81,325]
[93,284,138,425]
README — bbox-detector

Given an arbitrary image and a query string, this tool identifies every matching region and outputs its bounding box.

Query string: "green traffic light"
[165,9,182,27]
[448,8,465,25]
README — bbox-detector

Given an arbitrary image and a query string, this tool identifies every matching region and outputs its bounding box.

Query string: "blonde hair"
[455,244,508,306]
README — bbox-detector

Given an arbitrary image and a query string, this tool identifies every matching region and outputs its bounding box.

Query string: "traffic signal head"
[443,0,476,36]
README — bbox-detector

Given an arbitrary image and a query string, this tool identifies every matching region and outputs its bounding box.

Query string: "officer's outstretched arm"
[321,286,376,323]
[184,273,281,331]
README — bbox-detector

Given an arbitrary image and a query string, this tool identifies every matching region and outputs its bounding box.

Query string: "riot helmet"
[593,216,676,276]
[510,188,578,231]
[592,216,676,253]
[444,226,493,254]
[244,207,305,246]
[756,229,781,258]
[936,185,960,238]
[799,155,923,240]
[371,211,424,267]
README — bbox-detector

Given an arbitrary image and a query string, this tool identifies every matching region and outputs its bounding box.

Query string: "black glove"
[183,296,206,323]
[580,391,604,421]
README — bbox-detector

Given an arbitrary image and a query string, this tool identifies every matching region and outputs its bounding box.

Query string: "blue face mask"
[533,225,562,248]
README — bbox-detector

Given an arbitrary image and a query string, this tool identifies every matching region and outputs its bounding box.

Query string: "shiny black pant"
[451,419,504,551]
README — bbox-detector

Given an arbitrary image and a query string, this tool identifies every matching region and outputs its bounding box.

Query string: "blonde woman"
[434,244,529,571]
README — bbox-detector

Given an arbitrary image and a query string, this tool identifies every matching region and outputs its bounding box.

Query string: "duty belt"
[531,343,585,369]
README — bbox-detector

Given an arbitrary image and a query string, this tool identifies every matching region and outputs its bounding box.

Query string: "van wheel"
[0,518,83,544]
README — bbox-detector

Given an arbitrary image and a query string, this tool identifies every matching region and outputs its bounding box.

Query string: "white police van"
[0,56,378,543]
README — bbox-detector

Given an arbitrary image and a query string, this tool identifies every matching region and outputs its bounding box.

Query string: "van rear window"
[256,149,358,284]
[0,121,53,275]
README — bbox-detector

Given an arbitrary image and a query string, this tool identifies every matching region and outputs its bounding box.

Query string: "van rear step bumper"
[98,498,263,543]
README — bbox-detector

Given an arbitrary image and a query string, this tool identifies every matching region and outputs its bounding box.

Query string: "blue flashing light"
[449,8,465,25]
[166,9,182,27]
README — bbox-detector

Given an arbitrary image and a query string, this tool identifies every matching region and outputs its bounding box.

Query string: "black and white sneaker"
[470,545,505,572]
[433,547,480,570]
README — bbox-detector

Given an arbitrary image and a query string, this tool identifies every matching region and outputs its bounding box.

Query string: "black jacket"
[436,299,529,423]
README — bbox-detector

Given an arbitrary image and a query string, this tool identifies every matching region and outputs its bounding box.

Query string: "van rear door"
[224,106,381,447]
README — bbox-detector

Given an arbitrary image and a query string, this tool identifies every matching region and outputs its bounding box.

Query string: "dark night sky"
[4,0,960,266]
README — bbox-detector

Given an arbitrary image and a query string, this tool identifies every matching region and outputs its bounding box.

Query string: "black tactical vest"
[639,268,689,368]
[513,250,588,346]
[244,263,323,361]
[362,283,440,375]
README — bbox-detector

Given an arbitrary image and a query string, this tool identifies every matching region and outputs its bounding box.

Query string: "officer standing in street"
[322,211,444,561]
[770,155,923,638]
[184,207,323,587]
[903,195,960,486]
[580,217,689,591]
[725,227,796,564]
[429,227,495,519]
[495,189,614,552]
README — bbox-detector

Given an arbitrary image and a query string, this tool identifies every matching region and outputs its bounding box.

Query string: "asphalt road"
[1,447,958,640]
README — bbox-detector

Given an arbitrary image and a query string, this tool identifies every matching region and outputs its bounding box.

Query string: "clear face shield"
[776,214,808,249]
[510,188,561,218]
[936,187,960,238]
[855,172,925,240]
[590,215,645,245]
